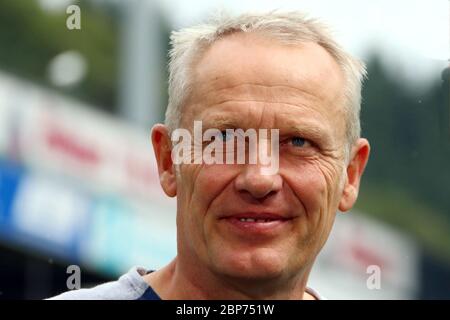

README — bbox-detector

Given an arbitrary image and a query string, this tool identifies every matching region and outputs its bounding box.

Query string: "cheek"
[189,164,237,211]
[177,164,237,242]
[282,158,342,230]
[285,163,327,214]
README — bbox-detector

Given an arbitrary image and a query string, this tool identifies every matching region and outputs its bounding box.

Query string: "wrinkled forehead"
[189,32,345,107]
[179,33,347,142]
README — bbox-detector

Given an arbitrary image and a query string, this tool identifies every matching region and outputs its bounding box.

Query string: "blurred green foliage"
[0,0,119,112]
[357,56,450,260]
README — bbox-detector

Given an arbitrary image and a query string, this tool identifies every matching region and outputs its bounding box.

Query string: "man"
[50,10,370,300]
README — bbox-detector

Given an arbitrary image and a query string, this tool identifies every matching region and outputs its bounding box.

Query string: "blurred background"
[0,0,448,299]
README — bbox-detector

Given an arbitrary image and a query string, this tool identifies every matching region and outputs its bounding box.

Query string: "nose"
[234,164,283,199]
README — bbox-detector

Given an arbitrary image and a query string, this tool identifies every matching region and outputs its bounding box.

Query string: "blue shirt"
[48,266,323,300]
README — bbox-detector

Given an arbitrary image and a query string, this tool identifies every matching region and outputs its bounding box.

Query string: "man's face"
[156,33,367,282]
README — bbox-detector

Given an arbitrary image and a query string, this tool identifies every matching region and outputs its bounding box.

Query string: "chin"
[212,249,287,281]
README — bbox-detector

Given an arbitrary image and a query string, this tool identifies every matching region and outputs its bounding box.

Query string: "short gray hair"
[165,10,367,153]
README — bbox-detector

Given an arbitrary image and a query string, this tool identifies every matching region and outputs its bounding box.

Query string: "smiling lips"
[220,212,294,234]
[221,212,293,221]
[236,217,281,223]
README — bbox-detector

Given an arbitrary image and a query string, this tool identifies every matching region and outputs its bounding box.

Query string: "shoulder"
[47,267,150,300]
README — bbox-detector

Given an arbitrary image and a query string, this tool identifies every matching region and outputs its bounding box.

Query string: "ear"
[338,138,370,212]
[151,124,177,197]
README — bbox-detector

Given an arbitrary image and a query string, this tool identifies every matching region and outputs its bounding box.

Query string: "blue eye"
[291,137,306,147]
[219,130,234,141]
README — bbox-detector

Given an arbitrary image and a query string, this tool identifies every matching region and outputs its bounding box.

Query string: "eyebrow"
[201,114,334,146]
[205,118,325,135]
[285,124,332,145]
[202,116,241,129]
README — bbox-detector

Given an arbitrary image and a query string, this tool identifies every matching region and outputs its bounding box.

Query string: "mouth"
[219,213,295,236]
[235,217,286,223]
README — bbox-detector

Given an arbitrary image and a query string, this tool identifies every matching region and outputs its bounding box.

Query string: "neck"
[145,256,316,300]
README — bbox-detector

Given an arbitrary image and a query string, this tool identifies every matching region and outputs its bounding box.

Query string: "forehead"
[191,32,344,102]
[183,32,346,137]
